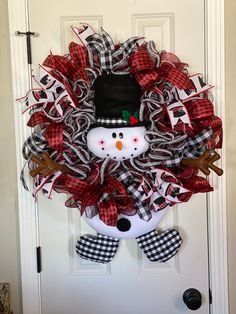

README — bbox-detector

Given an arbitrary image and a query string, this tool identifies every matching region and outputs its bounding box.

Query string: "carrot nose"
[116,141,123,151]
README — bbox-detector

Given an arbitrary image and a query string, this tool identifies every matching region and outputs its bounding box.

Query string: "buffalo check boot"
[136,228,183,262]
[76,233,120,264]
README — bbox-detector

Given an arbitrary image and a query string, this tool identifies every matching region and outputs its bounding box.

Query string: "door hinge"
[15,31,38,65]
[36,246,42,273]
[209,288,212,304]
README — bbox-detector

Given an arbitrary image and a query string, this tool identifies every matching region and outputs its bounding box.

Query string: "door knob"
[183,288,202,310]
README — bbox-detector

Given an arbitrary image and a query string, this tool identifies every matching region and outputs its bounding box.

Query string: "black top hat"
[92,74,147,128]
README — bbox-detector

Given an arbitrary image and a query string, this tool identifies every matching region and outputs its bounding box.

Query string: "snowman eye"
[119,132,123,139]
[112,132,117,138]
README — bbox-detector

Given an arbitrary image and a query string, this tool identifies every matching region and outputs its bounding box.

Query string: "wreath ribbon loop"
[116,170,191,221]
[129,45,159,89]
[162,68,194,90]
[185,98,222,148]
[73,24,142,72]
[177,167,213,193]
[43,43,89,82]
[187,99,214,120]
[54,174,134,226]
[45,123,64,154]
[18,66,78,117]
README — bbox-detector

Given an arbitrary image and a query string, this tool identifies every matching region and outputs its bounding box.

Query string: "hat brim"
[89,120,150,129]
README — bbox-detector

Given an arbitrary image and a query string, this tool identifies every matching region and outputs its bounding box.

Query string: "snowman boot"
[136,228,182,262]
[76,233,120,264]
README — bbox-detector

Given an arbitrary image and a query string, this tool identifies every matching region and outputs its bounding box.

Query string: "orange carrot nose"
[116,141,123,151]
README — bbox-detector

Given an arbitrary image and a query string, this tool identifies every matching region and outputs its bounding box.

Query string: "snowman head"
[87,126,149,161]
[87,74,150,161]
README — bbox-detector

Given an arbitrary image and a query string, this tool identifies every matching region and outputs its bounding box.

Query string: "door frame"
[7,0,228,313]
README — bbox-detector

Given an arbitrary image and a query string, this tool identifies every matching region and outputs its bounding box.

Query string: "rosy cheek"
[132,137,139,144]
[99,139,105,145]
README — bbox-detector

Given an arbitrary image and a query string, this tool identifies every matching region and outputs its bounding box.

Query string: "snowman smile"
[87,126,149,161]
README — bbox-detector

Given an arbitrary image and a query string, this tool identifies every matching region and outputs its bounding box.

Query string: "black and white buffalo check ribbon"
[165,127,214,167]
[116,171,152,221]
[72,25,142,72]
[76,234,120,263]
[116,169,190,222]
[21,132,49,191]
[96,117,128,126]
[136,228,183,262]
[22,132,48,159]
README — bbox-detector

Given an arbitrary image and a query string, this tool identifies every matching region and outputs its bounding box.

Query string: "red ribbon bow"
[43,42,89,82]
[56,174,134,226]
[185,98,223,148]
[129,45,159,89]
[175,167,214,194]
[45,123,64,154]
[157,51,194,89]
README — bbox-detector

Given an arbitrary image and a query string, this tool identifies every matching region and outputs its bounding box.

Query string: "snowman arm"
[136,229,182,262]
[30,152,70,178]
[181,150,223,176]
[76,233,120,264]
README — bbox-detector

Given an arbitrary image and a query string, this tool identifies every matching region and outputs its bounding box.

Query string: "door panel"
[28,1,209,313]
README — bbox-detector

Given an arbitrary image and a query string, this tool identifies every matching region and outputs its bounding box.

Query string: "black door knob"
[183,288,202,311]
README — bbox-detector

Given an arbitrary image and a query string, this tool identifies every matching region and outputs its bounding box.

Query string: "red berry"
[130,116,139,125]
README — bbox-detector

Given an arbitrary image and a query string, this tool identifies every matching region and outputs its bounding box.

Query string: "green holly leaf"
[122,110,131,122]
[133,111,139,119]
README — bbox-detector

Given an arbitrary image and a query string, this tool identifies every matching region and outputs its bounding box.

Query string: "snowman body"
[86,124,168,238]
[75,74,183,263]
[83,208,169,239]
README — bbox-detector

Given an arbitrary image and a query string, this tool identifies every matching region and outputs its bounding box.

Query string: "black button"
[116,218,131,232]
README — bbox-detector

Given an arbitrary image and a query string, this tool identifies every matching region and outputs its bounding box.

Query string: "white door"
[27,1,209,313]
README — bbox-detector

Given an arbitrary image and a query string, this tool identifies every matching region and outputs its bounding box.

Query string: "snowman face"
[87,126,149,161]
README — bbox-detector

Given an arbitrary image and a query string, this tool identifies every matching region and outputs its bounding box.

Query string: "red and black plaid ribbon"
[160,67,194,90]
[55,174,134,226]
[45,123,64,154]
[129,45,158,89]
[186,99,214,120]
[27,112,51,127]
[184,176,214,193]
[69,42,89,81]
[43,42,89,82]
[196,115,222,149]
[43,54,74,79]
[184,98,222,148]
[174,167,214,193]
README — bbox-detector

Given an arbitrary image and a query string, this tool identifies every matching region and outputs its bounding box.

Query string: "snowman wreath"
[19,25,223,264]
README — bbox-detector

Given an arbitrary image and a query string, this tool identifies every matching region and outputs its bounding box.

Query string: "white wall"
[0,0,22,313]
[0,0,235,313]
[225,1,236,314]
